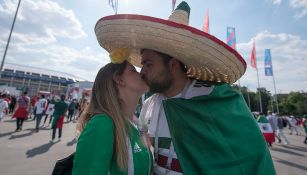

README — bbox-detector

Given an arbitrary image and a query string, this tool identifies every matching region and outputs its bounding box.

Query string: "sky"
[0,0,306,94]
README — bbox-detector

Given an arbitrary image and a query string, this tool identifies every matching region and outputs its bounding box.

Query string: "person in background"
[9,95,16,114]
[303,115,307,144]
[29,95,38,119]
[276,115,290,145]
[67,99,77,122]
[289,115,300,135]
[43,96,56,127]
[267,112,281,143]
[72,51,152,174]
[51,95,68,141]
[13,91,30,131]
[0,94,9,121]
[34,94,48,132]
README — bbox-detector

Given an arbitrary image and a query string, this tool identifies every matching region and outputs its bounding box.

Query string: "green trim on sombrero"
[176,1,190,18]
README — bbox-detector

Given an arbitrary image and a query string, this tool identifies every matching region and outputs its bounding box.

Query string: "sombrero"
[95,1,246,84]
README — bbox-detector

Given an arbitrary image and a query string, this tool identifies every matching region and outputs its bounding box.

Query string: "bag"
[52,153,75,175]
[282,118,287,127]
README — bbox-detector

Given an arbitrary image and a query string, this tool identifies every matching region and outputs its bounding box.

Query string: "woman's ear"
[113,74,125,86]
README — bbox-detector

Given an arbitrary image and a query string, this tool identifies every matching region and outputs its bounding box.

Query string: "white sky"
[0,0,306,94]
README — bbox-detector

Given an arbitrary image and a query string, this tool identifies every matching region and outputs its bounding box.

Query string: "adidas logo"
[133,143,142,153]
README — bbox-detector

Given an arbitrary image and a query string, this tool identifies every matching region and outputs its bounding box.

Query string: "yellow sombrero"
[95,1,246,84]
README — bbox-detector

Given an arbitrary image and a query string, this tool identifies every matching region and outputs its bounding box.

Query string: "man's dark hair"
[23,91,28,95]
[141,49,187,72]
[41,94,45,98]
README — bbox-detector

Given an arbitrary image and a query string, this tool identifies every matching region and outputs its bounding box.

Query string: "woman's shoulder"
[88,113,114,128]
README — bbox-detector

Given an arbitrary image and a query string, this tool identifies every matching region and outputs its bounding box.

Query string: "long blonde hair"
[76,61,129,170]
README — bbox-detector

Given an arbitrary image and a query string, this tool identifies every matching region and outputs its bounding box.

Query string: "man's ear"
[168,58,178,73]
[113,74,125,86]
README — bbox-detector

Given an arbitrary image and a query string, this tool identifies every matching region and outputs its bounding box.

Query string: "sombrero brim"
[95,14,246,84]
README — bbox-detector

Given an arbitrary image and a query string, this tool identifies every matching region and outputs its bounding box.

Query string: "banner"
[250,40,257,68]
[202,10,209,33]
[226,27,236,50]
[264,49,273,76]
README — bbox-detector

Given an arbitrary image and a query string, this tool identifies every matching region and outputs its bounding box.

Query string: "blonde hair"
[76,61,129,170]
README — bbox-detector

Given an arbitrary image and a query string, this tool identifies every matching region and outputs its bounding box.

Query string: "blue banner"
[227,27,236,50]
[264,49,273,76]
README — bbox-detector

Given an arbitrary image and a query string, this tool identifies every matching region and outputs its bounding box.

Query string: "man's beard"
[143,69,172,93]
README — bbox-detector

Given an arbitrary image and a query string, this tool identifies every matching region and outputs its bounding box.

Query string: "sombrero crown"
[95,1,246,83]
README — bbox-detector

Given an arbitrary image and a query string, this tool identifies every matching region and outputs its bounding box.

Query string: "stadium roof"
[3,63,85,82]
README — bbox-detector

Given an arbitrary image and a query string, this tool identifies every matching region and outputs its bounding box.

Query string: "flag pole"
[272,70,280,113]
[256,67,263,113]
[0,0,22,78]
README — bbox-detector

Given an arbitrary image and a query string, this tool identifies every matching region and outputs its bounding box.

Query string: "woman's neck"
[120,90,141,120]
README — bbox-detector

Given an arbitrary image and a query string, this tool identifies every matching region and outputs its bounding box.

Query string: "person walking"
[13,92,30,131]
[303,115,307,144]
[267,112,281,143]
[43,96,56,127]
[289,115,300,135]
[0,94,9,121]
[67,99,77,121]
[34,94,48,132]
[277,116,290,145]
[51,95,68,141]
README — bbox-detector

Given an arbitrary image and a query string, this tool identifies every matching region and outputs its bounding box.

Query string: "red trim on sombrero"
[96,14,247,72]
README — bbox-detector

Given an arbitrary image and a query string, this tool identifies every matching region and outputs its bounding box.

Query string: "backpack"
[282,118,287,127]
[52,153,74,175]
[51,114,114,175]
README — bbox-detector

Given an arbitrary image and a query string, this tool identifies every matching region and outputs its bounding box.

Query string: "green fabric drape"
[163,83,276,175]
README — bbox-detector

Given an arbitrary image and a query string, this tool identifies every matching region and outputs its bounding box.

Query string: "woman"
[72,50,152,175]
[13,91,30,131]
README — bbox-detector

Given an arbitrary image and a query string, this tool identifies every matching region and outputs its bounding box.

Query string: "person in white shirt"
[34,94,48,132]
[0,94,9,121]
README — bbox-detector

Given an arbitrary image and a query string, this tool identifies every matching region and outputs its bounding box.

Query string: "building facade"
[0,63,84,96]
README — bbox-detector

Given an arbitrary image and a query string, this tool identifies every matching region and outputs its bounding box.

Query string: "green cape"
[162,83,276,175]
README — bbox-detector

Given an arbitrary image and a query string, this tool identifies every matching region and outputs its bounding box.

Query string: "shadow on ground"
[274,156,307,171]
[26,141,59,158]
[66,138,77,146]
[9,130,34,140]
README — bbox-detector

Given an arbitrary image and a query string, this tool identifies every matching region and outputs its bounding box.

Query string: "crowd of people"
[0,91,89,141]
[254,111,307,146]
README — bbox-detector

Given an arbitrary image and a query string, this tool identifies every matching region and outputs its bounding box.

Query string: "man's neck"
[164,76,189,98]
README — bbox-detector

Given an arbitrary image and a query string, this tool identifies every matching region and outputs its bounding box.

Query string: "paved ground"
[0,115,307,175]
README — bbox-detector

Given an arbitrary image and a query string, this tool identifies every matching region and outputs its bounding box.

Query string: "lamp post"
[0,0,22,77]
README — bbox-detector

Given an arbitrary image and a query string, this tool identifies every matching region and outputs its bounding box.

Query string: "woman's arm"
[72,116,114,175]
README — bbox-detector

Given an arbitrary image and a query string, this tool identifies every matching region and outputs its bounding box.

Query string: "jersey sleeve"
[73,115,114,175]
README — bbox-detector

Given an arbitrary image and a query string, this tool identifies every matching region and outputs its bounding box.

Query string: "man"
[95,1,275,174]
[276,115,290,145]
[289,115,300,135]
[0,94,9,121]
[267,111,280,143]
[34,94,48,132]
[51,95,68,141]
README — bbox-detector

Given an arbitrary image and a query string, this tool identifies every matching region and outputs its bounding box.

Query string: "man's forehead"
[141,50,159,62]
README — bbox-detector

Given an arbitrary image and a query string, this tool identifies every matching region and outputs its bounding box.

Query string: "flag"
[172,0,176,11]
[250,40,257,68]
[202,10,209,33]
[162,84,276,174]
[265,49,273,76]
[257,115,275,143]
[226,27,236,49]
[108,0,118,14]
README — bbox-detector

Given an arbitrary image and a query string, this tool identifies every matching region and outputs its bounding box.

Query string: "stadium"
[0,63,84,96]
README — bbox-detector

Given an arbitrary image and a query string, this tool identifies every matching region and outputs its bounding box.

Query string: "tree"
[279,92,307,116]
